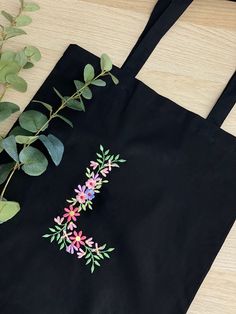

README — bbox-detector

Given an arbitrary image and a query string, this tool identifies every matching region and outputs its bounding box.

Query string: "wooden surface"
[0,0,236,313]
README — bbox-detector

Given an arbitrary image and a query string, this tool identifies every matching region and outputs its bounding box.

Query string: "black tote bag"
[0,0,236,313]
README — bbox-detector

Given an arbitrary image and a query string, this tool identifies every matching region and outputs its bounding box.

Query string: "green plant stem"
[0,70,107,200]
[0,84,8,101]
[0,163,18,200]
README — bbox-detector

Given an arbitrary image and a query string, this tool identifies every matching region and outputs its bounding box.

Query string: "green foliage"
[0,102,20,122]
[0,163,14,184]
[19,146,48,176]
[19,110,48,132]
[0,201,20,223]
[39,134,64,166]
[0,1,41,123]
[0,54,119,224]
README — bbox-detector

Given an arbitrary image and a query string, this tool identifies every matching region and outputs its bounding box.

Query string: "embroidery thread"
[43,145,126,273]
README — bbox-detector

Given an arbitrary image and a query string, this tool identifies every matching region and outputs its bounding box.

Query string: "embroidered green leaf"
[42,234,51,238]
[19,146,48,176]
[23,62,34,69]
[100,144,104,152]
[1,135,19,162]
[0,201,20,223]
[15,15,32,27]
[0,102,20,122]
[6,74,27,92]
[84,64,95,82]
[5,27,27,40]
[0,163,15,185]
[0,60,20,83]
[23,2,40,11]
[100,53,112,72]
[39,134,64,166]
[19,110,48,132]
[0,51,16,62]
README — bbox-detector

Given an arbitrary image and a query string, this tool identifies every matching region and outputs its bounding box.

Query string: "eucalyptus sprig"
[0,0,41,123]
[0,53,119,223]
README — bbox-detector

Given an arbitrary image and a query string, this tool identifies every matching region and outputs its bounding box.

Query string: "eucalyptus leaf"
[15,135,38,145]
[91,79,106,87]
[81,86,92,100]
[19,110,48,132]
[100,53,112,72]
[0,61,20,83]
[1,135,19,162]
[39,134,64,166]
[109,72,119,85]
[0,163,15,185]
[84,64,95,82]
[5,27,27,39]
[23,62,34,69]
[9,126,32,137]
[32,100,52,113]
[23,2,40,11]
[19,146,48,176]
[24,46,41,62]
[15,15,32,27]
[6,74,27,92]
[53,87,64,100]
[74,80,84,91]
[0,51,16,62]
[0,102,20,122]
[1,11,13,22]
[56,114,73,128]
[0,201,20,223]
[15,50,28,67]
[65,98,85,111]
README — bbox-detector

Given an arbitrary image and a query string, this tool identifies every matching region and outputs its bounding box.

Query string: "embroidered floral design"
[43,145,126,273]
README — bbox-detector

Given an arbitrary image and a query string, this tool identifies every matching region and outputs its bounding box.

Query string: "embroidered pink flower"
[70,230,86,249]
[61,230,72,240]
[63,205,80,222]
[77,248,86,259]
[66,243,78,254]
[90,161,99,170]
[106,160,119,171]
[68,221,77,231]
[86,178,97,189]
[101,167,109,177]
[54,216,64,225]
[75,185,87,204]
[85,237,94,247]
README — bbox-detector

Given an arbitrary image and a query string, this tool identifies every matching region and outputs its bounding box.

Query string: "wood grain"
[0,0,235,313]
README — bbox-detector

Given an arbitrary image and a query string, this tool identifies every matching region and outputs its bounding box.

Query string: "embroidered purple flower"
[90,161,99,170]
[54,216,64,225]
[63,205,80,222]
[66,243,78,254]
[77,248,86,259]
[85,237,94,247]
[85,189,95,200]
[70,230,86,249]
[101,167,109,177]
[75,185,87,204]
